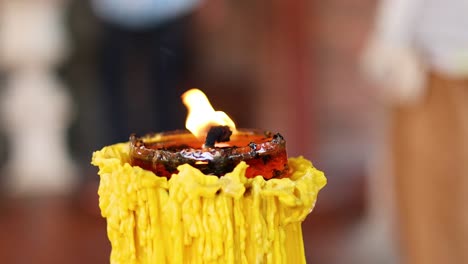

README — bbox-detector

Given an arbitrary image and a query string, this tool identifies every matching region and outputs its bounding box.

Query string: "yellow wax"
[92,143,326,264]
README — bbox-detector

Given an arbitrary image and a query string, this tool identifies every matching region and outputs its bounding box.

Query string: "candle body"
[92,143,326,264]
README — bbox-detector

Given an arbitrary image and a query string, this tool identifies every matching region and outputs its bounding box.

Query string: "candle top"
[129,129,289,179]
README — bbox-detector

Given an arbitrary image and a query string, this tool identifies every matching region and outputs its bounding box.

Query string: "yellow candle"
[92,142,326,264]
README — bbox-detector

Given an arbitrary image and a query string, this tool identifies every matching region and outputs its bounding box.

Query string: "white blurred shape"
[0,0,68,70]
[0,0,76,196]
[0,71,76,196]
[361,39,427,105]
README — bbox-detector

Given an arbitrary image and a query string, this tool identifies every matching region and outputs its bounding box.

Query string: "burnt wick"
[204,126,232,148]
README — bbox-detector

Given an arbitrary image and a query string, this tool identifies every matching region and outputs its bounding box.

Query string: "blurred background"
[0,0,399,263]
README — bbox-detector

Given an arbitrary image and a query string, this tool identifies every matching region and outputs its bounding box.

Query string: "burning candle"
[91,88,326,264]
[129,89,289,179]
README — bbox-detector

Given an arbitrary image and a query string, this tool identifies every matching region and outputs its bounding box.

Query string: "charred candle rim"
[129,129,286,176]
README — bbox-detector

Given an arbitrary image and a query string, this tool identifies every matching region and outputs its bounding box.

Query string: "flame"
[182,89,236,140]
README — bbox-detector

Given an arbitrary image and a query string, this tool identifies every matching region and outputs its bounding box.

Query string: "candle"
[91,88,327,264]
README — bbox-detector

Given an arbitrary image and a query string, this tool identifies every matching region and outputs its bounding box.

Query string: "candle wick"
[204,126,232,148]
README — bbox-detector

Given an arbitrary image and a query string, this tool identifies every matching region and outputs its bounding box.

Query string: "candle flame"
[182,89,236,140]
